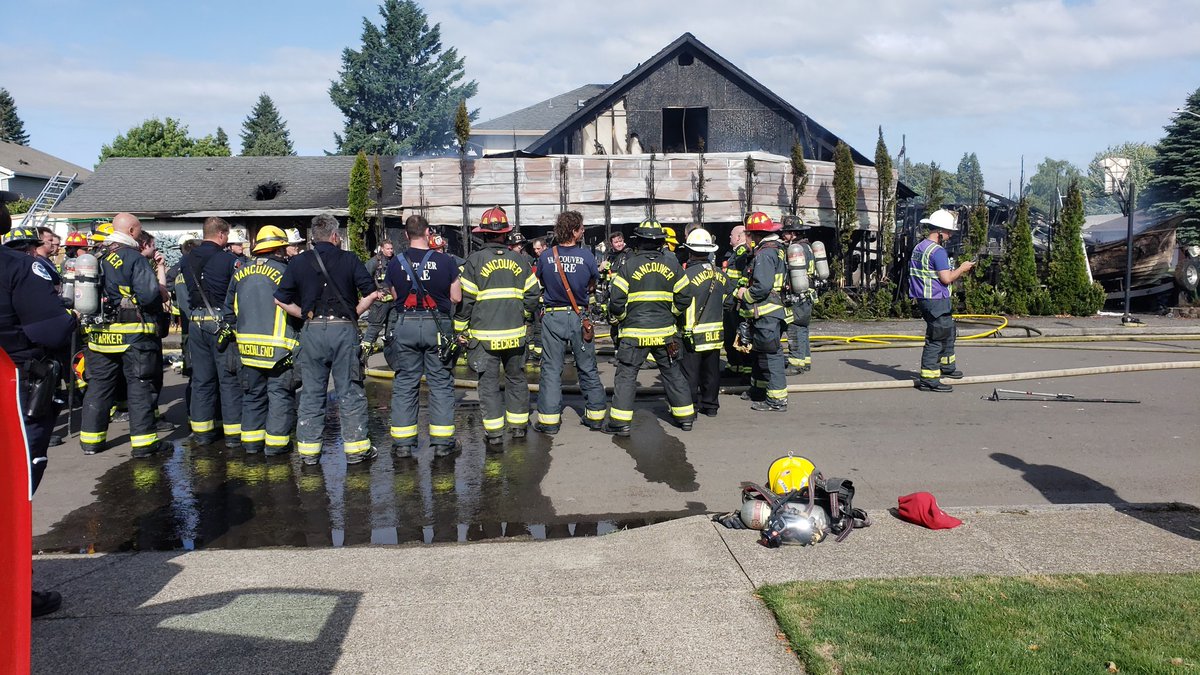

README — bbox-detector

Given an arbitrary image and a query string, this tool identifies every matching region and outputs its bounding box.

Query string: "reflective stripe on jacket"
[227,256,298,369]
[87,242,162,354]
[608,249,689,345]
[455,243,540,350]
[682,261,727,351]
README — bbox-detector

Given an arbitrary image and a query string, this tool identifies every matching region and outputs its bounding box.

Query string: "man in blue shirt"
[533,211,608,434]
[384,215,462,458]
[909,209,975,392]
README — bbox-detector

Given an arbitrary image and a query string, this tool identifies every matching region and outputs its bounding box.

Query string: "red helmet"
[64,231,89,248]
[745,211,779,232]
[429,232,447,251]
[473,206,512,234]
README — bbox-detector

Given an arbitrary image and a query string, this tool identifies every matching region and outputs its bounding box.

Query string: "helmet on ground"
[252,225,289,254]
[780,215,807,233]
[768,455,817,495]
[2,225,40,247]
[64,231,89,248]
[761,502,830,546]
[919,209,958,232]
[663,226,678,251]
[228,227,249,244]
[684,228,719,253]
[92,222,114,243]
[286,228,305,245]
[745,211,780,232]
[739,499,773,530]
[474,206,512,234]
[633,220,667,240]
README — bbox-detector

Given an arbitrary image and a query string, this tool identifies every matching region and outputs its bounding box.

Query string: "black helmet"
[633,219,667,240]
[780,215,808,233]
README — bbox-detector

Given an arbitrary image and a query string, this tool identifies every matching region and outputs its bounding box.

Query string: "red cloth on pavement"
[897,492,962,529]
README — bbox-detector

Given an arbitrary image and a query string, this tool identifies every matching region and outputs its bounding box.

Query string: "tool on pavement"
[984,388,1140,404]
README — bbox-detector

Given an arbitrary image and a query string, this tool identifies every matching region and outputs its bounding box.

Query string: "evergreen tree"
[348,151,371,261]
[832,141,857,287]
[1047,179,1106,315]
[214,127,231,154]
[1000,198,1040,315]
[873,128,896,279]
[241,94,296,156]
[330,0,478,156]
[955,152,984,204]
[925,161,945,216]
[1147,87,1200,244]
[0,88,30,145]
[1023,157,1082,219]
[961,204,1001,313]
[99,118,230,162]
[455,99,471,252]
[790,140,808,216]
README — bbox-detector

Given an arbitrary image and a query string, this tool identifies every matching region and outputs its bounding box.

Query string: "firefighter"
[361,239,396,352]
[780,215,815,375]
[910,209,974,392]
[533,210,607,434]
[384,215,461,458]
[180,217,244,447]
[227,227,251,263]
[605,220,695,435]
[722,224,753,380]
[735,212,791,412]
[285,228,306,258]
[679,228,727,417]
[223,225,300,455]
[78,213,171,456]
[274,214,380,465]
[455,206,540,447]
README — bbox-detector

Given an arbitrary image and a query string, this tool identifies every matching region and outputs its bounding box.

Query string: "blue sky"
[4,0,1198,194]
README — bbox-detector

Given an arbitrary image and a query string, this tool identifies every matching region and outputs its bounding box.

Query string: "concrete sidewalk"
[31,504,1200,674]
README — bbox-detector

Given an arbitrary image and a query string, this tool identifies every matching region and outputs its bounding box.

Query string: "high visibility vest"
[609,249,689,346]
[86,244,161,354]
[230,256,298,369]
[454,243,539,350]
[682,261,727,351]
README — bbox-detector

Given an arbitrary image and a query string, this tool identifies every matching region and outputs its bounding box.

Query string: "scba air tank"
[72,253,101,316]
[60,257,76,308]
[810,241,830,281]
[786,243,810,293]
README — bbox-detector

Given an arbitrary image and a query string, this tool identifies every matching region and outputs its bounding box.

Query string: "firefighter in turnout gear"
[223,226,300,455]
[735,212,791,412]
[780,215,815,375]
[605,220,695,435]
[910,209,974,392]
[722,225,753,380]
[455,206,540,447]
[679,228,727,417]
[362,239,396,351]
[79,213,172,457]
[180,217,244,447]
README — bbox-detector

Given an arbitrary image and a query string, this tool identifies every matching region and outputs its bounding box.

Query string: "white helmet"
[286,228,305,245]
[176,232,199,247]
[684,228,719,253]
[919,209,958,232]
[228,227,249,244]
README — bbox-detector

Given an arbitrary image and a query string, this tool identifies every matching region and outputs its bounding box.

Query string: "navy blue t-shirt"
[386,246,460,315]
[537,245,598,309]
[275,241,375,318]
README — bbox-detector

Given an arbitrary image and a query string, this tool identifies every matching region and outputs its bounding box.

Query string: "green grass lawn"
[759,573,1199,675]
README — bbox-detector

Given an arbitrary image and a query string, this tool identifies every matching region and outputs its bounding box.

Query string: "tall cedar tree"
[955,152,984,204]
[241,94,296,156]
[214,128,231,154]
[925,161,944,216]
[348,151,371,261]
[331,0,478,156]
[832,141,857,287]
[100,118,230,162]
[1000,198,1040,315]
[0,88,30,145]
[873,127,896,281]
[1148,87,1200,244]
[1047,180,1105,315]
[790,141,808,216]
[455,99,472,254]
[961,204,1000,313]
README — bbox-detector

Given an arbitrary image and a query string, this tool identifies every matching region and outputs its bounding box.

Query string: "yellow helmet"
[91,221,114,243]
[663,226,678,251]
[252,225,289,254]
[767,455,817,495]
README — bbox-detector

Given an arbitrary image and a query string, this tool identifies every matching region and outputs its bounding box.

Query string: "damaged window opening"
[677,52,694,66]
[254,181,283,201]
[662,107,708,154]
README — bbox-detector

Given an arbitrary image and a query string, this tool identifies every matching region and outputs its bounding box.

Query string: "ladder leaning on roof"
[18,171,78,230]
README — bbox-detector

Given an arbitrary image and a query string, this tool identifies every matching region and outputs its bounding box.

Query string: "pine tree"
[1047,180,1106,315]
[241,94,295,156]
[874,127,896,280]
[961,204,1001,313]
[1147,87,1200,244]
[0,88,30,145]
[348,151,371,261]
[214,127,231,154]
[955,152,984,204]
[925,161,944,216]
[832,141,857,287]
[455,99,471,253]
[1000,199,1040,315]
[330,0,478,155]
[790,141,808,216]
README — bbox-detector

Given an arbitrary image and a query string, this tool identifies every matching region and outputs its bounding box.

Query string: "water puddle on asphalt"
[35,380,705,553]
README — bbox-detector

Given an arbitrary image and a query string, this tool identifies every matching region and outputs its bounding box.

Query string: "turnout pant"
[469,344,529,437]
[80,340,163,453]
[188,313,242,440]
[609,336,694,426]
[362,299,395,345]
[536,310,607,427]
[723,308,751,376]
[385,312,456,449]
[295,320,370,459]
[681,346,721,415]
[786,298,813,370]
[749,317,788,404]
[239,362,297,453]
[917,298,957,384]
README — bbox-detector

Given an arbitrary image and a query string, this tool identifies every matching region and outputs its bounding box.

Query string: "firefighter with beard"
[734,212,791,412]
[455,207,540,448]
[223,226,300,456]
[604,220,694,435]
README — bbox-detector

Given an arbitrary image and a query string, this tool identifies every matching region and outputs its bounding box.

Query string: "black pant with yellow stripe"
[80,340,162,453]
[610,336,694,428]
[917,298,957,384]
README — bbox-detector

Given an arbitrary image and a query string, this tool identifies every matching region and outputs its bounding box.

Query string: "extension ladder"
[18,171,77,229]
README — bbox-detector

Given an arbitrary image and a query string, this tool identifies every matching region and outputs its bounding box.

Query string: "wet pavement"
[35,381,704,553]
